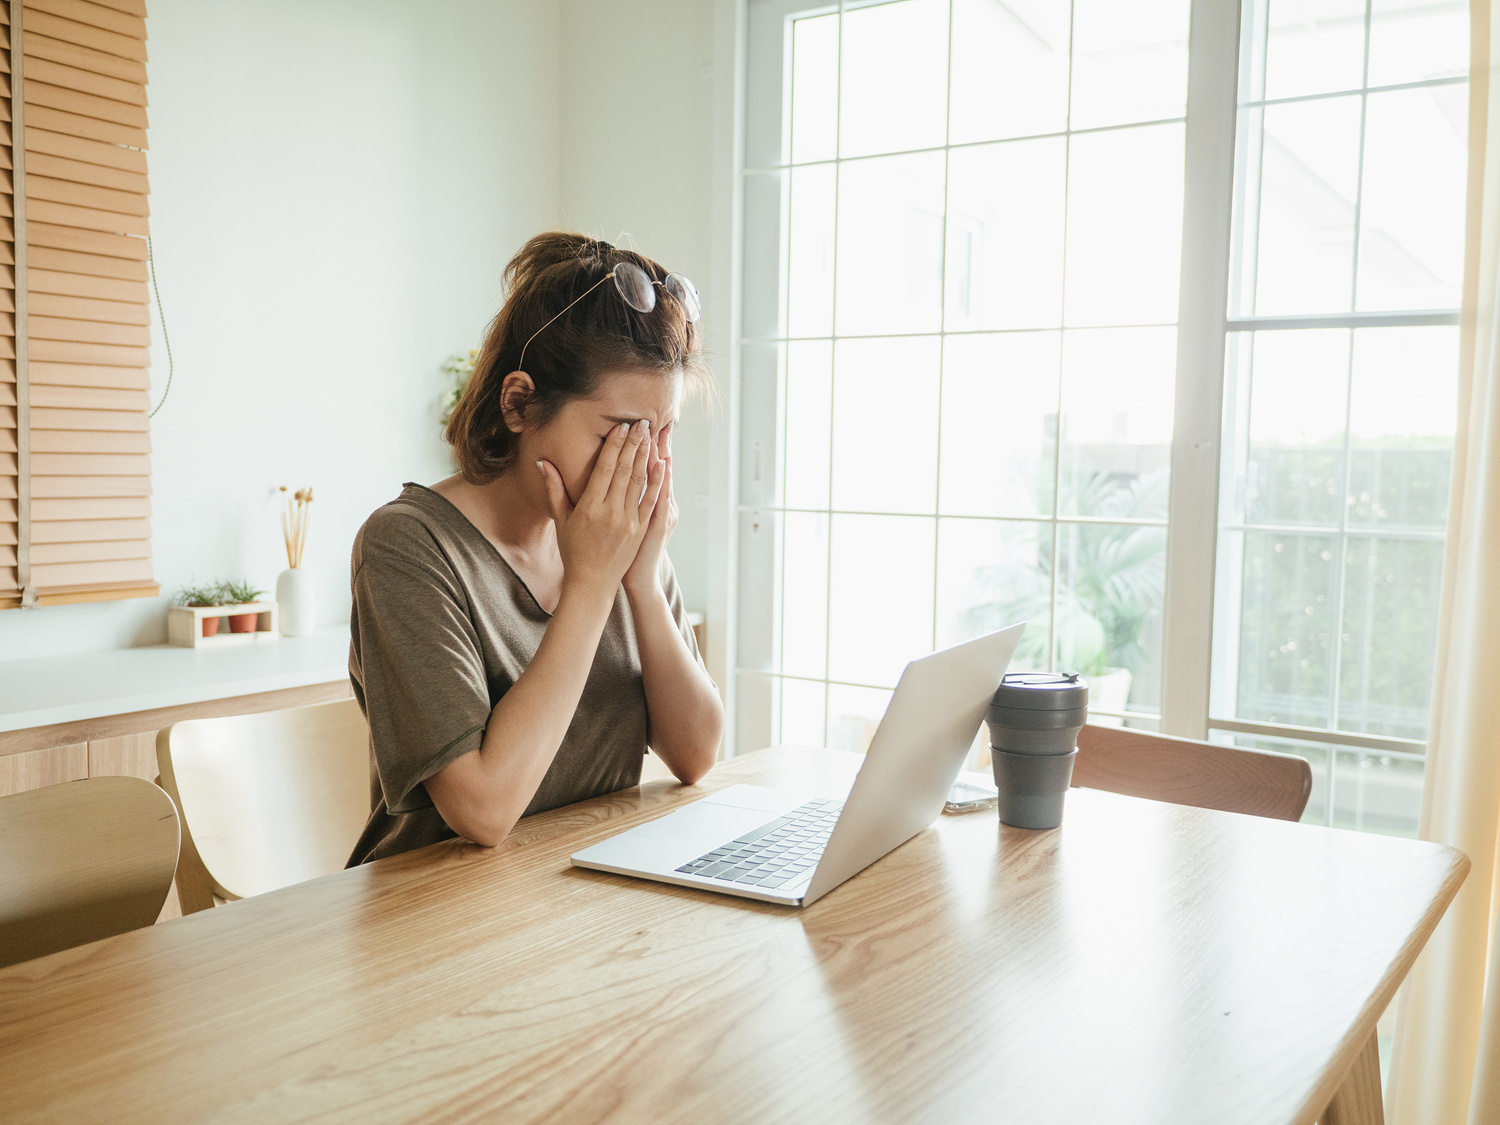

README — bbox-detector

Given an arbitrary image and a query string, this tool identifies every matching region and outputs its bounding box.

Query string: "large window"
[736,0,1467,838]
[1209,0,1466,835]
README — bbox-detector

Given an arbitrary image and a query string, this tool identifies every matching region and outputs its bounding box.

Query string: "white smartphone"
[944,777,999,814]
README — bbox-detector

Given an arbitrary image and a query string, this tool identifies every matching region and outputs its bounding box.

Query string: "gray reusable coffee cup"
[985,672,1089,830]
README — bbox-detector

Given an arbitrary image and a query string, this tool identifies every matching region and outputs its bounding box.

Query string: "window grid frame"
[736,0,1464,825]
[1208,0,1466,827]
[1206,0,1464,828]
[750,0,1192,745]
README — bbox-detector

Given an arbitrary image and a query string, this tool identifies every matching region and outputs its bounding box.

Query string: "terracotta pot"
[228,611,259,633]
[201,615,221,637]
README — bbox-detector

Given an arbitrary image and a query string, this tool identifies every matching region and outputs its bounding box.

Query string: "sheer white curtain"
[1386,3,1500,1121]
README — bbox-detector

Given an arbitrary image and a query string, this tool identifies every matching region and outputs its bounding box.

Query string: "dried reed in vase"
[280,485,314,569]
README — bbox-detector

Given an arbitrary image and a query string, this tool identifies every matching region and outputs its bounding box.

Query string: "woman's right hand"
[538,419,664,602]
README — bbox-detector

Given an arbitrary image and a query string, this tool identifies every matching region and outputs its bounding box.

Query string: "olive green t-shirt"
[345,483,703,865]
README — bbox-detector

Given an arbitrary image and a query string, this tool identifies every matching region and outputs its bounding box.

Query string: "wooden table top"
[0,747,1467,1124]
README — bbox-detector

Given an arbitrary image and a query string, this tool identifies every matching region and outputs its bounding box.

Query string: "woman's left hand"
[623,436,677,597]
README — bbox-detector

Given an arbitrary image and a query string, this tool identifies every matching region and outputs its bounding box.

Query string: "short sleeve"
[350,512,492,814]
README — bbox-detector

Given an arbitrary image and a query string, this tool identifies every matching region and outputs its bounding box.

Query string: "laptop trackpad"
[575,786,803,871]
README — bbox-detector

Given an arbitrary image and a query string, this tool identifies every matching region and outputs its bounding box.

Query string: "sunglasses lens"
[664,273,701,323]
[611,263,657,313]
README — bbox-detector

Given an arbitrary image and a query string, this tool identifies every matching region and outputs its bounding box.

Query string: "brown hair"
[446,231,706,483]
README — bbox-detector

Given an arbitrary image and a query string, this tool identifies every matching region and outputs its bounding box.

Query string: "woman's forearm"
[425,582,616,847]
[626,584,724,784]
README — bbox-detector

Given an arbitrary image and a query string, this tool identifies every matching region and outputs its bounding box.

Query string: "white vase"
[276,567,316,636]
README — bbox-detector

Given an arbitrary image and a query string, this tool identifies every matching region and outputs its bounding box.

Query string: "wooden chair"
[156,698,370,914]
[1073,723,1313,822]
[0,776,180,969]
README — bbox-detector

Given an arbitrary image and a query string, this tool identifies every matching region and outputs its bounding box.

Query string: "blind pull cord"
[147,236,173,418]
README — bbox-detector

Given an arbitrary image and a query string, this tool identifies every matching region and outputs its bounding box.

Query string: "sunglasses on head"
[518,260,701,374]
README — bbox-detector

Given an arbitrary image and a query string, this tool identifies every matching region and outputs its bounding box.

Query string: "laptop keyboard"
[673,798,844,890]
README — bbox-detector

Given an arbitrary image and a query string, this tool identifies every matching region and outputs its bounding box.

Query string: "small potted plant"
[219,579,266,633]
[175,582,227,637]
[441,349,478,424]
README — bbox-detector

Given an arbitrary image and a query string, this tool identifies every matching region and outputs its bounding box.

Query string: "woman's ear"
[499,370,536,435]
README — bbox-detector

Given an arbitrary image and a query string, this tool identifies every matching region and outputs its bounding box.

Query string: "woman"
[346,232,724,864]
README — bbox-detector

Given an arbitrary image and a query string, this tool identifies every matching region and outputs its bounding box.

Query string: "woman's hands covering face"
[623,425,677,597]
[537,419,664,601]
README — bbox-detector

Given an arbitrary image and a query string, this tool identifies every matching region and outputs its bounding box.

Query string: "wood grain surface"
[83,729,153,781]
[1321,1032,1385,1124]
[85,731,180,922]
[0,747,1467,1125]
[0,738,83,793]
[0,773,177,968]
[1075,723,1313,821]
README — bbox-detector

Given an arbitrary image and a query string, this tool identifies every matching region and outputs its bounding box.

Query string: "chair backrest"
[156,698,370,911]
[1073,724,1313,822]
[0,776,180,968]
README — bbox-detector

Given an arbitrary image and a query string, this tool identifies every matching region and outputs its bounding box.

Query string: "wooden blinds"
[0,0,153,611]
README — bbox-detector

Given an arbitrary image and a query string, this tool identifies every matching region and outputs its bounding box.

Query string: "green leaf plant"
[218,579,266,605]
[173,581,226,608]
[964,466,1169,680]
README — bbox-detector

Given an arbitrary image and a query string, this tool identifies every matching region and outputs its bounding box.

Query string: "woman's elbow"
[439,804,512,849]
[460,820,511,849]
[426,757,521,849]
[669,732,723,787]
[429,785,515,849]
[674,760,713,787]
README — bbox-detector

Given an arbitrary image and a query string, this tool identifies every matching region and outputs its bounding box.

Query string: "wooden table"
[0,747,1466,1124]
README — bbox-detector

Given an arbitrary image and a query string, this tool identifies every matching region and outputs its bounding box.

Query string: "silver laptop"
[570,623,1025,907]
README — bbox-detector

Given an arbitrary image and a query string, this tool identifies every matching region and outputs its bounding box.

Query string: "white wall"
[555,0,719,616]
[555,0,736,691]
[0,0,563,659]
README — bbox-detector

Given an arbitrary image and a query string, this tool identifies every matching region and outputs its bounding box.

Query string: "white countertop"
[0,626,351,732]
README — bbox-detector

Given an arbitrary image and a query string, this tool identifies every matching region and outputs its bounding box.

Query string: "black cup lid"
[990,671,1089,711]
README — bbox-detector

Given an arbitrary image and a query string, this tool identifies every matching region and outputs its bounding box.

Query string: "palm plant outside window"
[736,0,1467,839]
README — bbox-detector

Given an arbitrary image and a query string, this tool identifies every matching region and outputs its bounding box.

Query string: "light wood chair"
[156,698,371,914]
[0,775,180,969]
[1073,723,1313,822]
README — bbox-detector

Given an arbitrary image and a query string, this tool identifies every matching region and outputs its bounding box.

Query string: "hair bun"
[445,229,707,485]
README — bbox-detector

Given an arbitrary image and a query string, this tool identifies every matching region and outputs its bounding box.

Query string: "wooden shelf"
[167,602,279,648]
